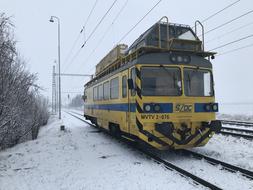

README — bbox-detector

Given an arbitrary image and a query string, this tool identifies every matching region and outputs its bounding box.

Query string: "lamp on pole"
[49,16,61,120]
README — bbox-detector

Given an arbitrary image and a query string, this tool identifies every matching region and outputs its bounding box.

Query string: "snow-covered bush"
[0,13,49,150]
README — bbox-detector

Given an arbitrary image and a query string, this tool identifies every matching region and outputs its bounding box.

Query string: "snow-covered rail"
[180,149,253,180]
[65,111,222,190]
[220,126,253,140]
[221,120,253,127]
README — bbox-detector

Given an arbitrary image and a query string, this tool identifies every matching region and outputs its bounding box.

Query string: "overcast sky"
[1,0,253,104]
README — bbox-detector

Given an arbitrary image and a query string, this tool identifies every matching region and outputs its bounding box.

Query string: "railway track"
[221,120,253,127]
[65,111,253,189]
[220,120,253,139]
[180,149,253,180]
[220,127,253,139]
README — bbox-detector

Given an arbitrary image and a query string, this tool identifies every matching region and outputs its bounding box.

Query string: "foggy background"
[1,0,253,112]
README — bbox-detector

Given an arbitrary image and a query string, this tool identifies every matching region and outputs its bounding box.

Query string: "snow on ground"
[0,112,203,190]
[193,133,253,171]
[218,103,253,116]
[162,151,253,190]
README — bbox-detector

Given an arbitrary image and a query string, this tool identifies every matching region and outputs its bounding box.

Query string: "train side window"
[93,86,98,101]
[98,84,103,100]
[131,68,136,96]
[122,75,127,98]
[110,77,119,99]
[103,81,109,100]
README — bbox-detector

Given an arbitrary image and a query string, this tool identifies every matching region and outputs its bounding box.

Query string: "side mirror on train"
[82,95,87,102]
[127,79,134,90]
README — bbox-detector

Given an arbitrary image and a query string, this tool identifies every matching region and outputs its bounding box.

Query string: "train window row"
[92,68,136,101]
[92,76,123,101]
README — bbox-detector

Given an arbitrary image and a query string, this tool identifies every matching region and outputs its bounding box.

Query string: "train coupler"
[202,120,221,133]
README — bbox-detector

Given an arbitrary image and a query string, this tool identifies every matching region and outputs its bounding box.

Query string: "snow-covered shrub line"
[0,13,49,150]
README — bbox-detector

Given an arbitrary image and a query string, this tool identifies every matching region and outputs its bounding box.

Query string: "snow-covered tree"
[0,13,49,150]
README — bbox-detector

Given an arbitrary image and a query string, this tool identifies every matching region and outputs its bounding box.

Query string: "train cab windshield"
[141,67,182,96]
[184,68,213,97]
[141,66,214,97]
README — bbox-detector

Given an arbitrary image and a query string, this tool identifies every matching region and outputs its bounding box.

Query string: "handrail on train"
[194,20,204,51]
[158,16,169,49]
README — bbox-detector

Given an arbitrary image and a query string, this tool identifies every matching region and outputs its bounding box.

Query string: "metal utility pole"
[50,16,62,119]
[52,65,56,114]
[55,64,58,113]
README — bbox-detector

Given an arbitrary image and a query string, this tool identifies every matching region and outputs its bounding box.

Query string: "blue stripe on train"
[194,103,218,112]
[84,103,173,113]
[85,103,217,113]
[143,103,173,113]
[85,103,136,112]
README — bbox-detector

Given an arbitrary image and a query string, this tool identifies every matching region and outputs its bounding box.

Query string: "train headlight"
[154,104,161,112]
[212,104,218,111]
[171,55,177,62]
[177,56,183,62]
[205,104,211,111]
[144,104,151,112]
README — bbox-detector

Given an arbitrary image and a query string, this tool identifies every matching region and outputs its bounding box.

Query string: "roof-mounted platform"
[89,16,216,86]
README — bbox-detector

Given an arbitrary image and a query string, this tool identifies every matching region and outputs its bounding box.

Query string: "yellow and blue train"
[83,17,221,150]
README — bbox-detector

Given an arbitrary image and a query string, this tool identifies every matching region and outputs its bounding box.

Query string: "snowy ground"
[1,110,253,190]
[0,111,202,190]
[218,103,253,116]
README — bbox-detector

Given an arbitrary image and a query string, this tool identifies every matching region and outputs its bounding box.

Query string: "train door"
[127,67,138,134]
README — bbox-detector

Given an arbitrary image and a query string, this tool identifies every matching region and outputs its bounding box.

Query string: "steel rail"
[65,111,222,190]
[181,149,253,180]
[221,120,253,127]
[219,131,253,139]
[221,126,253,134]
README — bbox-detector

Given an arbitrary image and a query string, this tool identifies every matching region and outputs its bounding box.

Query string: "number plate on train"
[175,104,193,112]
[141,114,170,120]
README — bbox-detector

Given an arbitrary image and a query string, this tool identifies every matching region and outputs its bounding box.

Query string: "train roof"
[85,51,212,88]
[85,17,216,87]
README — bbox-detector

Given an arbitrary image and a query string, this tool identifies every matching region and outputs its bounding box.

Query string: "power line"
[83,0,129,73]
[118,0,162,43]
[85,0,162,74]
[201,0,241,23]
[81,0,118,48]
[64,0,118,72]
[62,0,99,72]
[205,10,253,35]
[64,48,82,72]
[206,21,253,44]
[217,43,253,56]
[82,0,99,29]
[209,34,253,51]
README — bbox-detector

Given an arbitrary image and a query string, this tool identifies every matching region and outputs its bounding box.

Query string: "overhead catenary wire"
[217,43,253,56]
[83,0,129,73]
[62,0,99,72]
[64,0,118,72]
[209,34,253,51]
[85,0,162,74]
[201,0,241,23]
[192,0,241,29]
[204,10,253,35]
[117,0,162,43]
[81,0,118,48]
[82,0,99,30]
[206,21,253,44]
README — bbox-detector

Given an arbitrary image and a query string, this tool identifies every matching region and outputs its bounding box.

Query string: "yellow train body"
[84,62,220,150]
[83,18,221,150]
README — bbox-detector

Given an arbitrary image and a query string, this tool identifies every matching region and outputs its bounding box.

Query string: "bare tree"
[0,13,49,150]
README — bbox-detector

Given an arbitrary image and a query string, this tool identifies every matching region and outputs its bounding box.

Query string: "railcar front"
[132,52,221,150]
